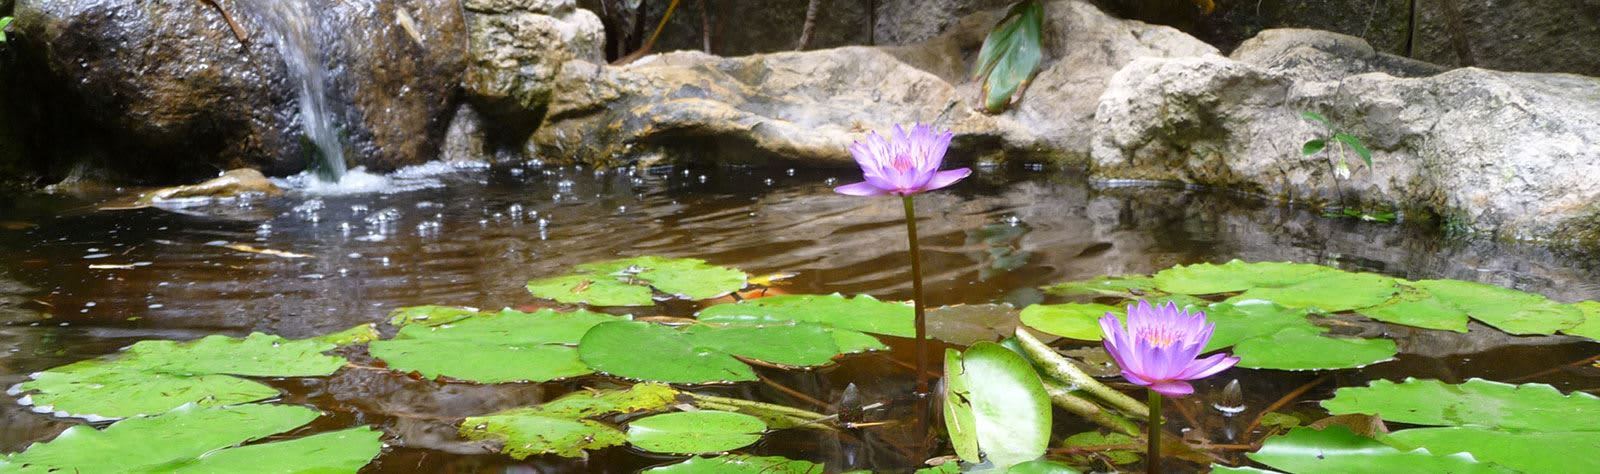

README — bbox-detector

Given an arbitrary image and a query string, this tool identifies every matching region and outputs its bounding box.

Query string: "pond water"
[1,162,1598,472]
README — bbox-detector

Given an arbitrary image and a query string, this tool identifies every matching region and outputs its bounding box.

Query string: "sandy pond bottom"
[1,163,1597,472]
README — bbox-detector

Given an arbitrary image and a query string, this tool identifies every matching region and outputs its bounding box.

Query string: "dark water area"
[1,163,1598,472]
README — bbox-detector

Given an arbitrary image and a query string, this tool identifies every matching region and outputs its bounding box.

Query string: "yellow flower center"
[891,155,914,172]
[1139,328,1179,348]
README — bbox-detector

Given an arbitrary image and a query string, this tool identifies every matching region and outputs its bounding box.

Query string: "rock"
[440,105,490,163]
[1090,28,1600,243]
[463,0,604,130]
[117,169,283,209]
[873,0,1016,45]
[616,0,876,56]
[1410,0,1600,77]
[8,0,466,179]
[534,0,1214,166]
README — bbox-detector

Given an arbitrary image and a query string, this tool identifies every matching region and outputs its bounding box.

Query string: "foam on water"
[272,161,488,196]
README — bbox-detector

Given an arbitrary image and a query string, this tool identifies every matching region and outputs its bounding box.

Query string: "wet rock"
[534,0,1213,166]
[123,169,283,208]
[1409,0,1600,77]
[463,0,604,131]
[8,0,466,178]
[440,105,490,163]
[614,0,876,56]
[1090,28,1600,243]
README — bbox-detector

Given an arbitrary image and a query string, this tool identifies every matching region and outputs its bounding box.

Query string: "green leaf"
[1019,303,1120,341]
[1248,426,1506,474]
[943,349,980,462]
[626,411,767,454]
[1202,301,1319,352]
[387,305,484,327]
[314,324,381,346]
[927,303,1024,346]
[1384,427,1600,474]
[975,0,1044,112]
[1409,279,1583,335]
[527,274,655,306]
[1063,431,1139,465]
[643,455,824,474]
[578,321,756,383]
[17,333,345,419]
[1229,271,1399,312]
[1232,326,1396,370]
[0,404,378,473]
[1210,466,1283,474]
[684,323,843,367]
[0,17,11,43]
[1300,111,1330,125]
[1006,459,1083,473]
[171,426,383,473]
[961,342,1051,469]
[830,328,889,353]
[1152,260,1338,295]
[1322,378,1600,432]
[1333,133,1373,167]
[369,309,626,383]
[459,414,625,459]
[1302,139,1327,156]
[1562,301,1600,341]
[578,256,749,300]
[1354,286,1470,332]
[697,294,914,337]
[534,383,680,418]
[1041,275,1158,298]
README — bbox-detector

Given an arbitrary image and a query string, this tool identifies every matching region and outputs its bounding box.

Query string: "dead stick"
[614,0,680,64]
[1509,353,1600,383]
[200,0,251,46]
[756,373,831,409]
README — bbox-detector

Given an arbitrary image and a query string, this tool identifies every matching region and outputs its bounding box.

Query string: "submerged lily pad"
[1232,326,1396,371]
[16,333,346,419]
[950,342,1051,469]
[1063,431,1139,466]
[1409,279,1583,335]
[1247,426,1504,473]
[1322,378,1600,432]
[928,303,1027,346]
[626,411,767,454]
[527,257,748,306]
[0,404,381,473]
[370,309,626,383]
[644,454,824,474]
[698,294,915,337]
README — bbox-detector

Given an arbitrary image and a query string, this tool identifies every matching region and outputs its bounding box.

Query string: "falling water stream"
[239,0,348,182]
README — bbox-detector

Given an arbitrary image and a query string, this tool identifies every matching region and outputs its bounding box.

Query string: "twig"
[614,0,681,65]
[1244,375,1329,436]
[699,0,712,53]
[1015,328,1150,418]
[199,0,251,46]
[1509,353,1600,383]
[756,373,831,409]
[795,0,823,50]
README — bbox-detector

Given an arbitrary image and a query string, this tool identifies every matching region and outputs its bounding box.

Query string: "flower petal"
[919,168,971,193]
[1149,380,1195,397]
[1176,353,1239,380]
[834,181,889,196]
[1120,370,1155,387]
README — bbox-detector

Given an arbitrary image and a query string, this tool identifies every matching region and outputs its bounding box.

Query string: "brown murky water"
[2,163,1598,472]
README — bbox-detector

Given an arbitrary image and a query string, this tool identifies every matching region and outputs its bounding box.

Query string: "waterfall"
[238,0,348,182]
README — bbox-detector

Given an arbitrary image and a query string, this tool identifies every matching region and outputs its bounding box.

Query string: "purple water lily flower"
[1100,300,1239,397]
[834,124,971,196]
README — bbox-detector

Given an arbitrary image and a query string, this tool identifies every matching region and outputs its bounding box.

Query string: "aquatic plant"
[836,123,971,393]
[1300,111,1374,180]
[974,1,1045,113]
[0,17,12,43]
[1100,300,1237,473]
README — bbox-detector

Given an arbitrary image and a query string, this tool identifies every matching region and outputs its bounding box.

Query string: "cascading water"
[238,0,348,182]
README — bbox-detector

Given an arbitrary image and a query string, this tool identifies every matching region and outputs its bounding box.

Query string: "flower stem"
[901,195,929,395]
[1147,390,1163,474]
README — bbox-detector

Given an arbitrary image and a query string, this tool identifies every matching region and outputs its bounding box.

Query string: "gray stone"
[1090,28,1600,243]
[1411,0,1600,77]
[440,105,491,163]
[464,0,604,128]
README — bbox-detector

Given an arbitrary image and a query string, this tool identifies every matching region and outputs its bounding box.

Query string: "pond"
[1,162,1598,472]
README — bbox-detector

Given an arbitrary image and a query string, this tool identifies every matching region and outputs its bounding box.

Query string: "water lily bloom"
[1100,301,1239,397]
[834,124,971,196]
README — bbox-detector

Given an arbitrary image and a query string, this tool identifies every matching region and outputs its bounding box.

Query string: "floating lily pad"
[1202,301,1320,352]
[644,454,824,474]
[16,333,345,419]
[527,274,655,307]
[943,349,980,462]
[1232,326,1396,371]
[315,324,382,346]
[535,383,680,418]
[830,328,889,353]
[1005,460,1083,474]
[1247,426,1505,474]
[1019,303,1120,341]
[698,294,915,337]
[1231,271,1399,312]
[1384,427,1600,474]
[1153,260,1337,295]
[1410,279,1583,335]
[370,309,626,383]
[1354,287,1470,333]
[578,256,748,301]
[460,384,678,460]
[1561,301,1600,341]
[580,320,847,384]
[1209,466,1282,474]
[684,323,843,367]
[0,404,380,473]
[627,411,767,454]
[1322,378,1600,432]
[1042,275,1158,298]
[387,305,485,327]
[952,342,1051,469]
[1063,431,1139,466]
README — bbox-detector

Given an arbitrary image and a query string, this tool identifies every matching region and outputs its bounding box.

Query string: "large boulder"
[1090,28,1600,243]
[462,0,604,132]
[8,0,466,179]
[533,0,1214,166]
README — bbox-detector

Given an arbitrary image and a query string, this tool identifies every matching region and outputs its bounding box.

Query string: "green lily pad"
[1063,431,1139,466]
[684,323,843,367]
[1247,426,1506,474]
[1232,326,1397,371]
[1005,460,1083,473]
[460,384,679,460]
[1209,466,1282,474]
[579,320,846,384]
[1322,378,1600,432]
[16,333,345,419]
[1354,286,1470,333]
[1384,427,1600,474]
[0,404,380,473]
[1410,279,1583,335]
[535,383,681,418]
[943,349,980,462]
[1153,260,1338,295]
[697,294,915,337]
[1560,301,1600,341]
[1231,271,1399,312]
[643,454,824,474]
[957,342,1051,469]
[370,309,626,383]
[1203,301,1320,352]
[1042,275,1158,298]
[626,411,767,454]
[527,274,655,307]
[578,256,748,301]
[1018,303,1119,341]
[315,324,382,346]
[830,328,889,353]
[387,305,485,327]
